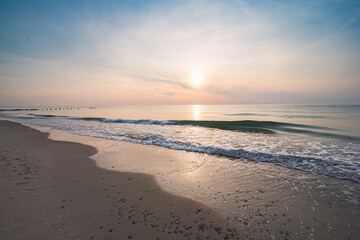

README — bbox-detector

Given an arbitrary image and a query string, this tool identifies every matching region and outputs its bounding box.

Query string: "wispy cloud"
[130,74,190,90]
[0,0,359,105]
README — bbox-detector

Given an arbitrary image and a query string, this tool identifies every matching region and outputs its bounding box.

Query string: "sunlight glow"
[193,105,201,120]
[190,72,203,87]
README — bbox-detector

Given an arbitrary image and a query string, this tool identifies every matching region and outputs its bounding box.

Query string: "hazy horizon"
[1,103,360,109]
[1,0,359,106]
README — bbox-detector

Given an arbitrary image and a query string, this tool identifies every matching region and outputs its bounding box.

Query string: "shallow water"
[1,104,360,182]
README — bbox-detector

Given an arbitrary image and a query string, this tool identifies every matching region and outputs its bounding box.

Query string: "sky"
[0,0,359,106]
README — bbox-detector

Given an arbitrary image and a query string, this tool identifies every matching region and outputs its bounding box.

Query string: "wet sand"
[0,120,243,239]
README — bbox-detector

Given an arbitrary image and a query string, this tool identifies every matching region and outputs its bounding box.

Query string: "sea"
[1,104,359,183]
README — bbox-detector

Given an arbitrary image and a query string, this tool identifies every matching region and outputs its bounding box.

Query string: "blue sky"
[0,0,359,106]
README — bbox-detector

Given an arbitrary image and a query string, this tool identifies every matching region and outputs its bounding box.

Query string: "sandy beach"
[0,120,243,239]
[1,119,360,240]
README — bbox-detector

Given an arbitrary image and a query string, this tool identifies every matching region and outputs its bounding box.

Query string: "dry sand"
[0,120,243,239]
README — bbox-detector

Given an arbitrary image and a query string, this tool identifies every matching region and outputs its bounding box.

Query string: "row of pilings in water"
[0,107,96,112]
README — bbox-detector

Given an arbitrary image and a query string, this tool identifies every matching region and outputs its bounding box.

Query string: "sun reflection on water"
[193,105,201,120]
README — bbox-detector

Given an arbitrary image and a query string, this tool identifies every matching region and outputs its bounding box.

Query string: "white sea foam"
[2,105,360,182]
[3,114,360,183]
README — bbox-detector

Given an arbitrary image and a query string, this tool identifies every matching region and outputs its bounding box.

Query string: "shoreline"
[1,119,360,239]
[0,120,243,239]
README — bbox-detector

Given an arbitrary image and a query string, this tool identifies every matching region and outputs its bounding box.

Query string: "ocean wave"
[28,114,174,125]
[3,113,360,182]
[225,112,332,119]
[29,113,329,132]
[29,114,69,118]
[76,117,174,125]
[84,131,360,183]
[23,114,360,141]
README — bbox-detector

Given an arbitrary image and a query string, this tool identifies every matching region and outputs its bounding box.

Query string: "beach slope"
[0,120,243,239]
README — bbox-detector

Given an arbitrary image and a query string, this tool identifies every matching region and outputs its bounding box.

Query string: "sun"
[190,72,203,86]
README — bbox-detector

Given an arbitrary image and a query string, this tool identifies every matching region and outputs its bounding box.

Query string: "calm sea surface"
[1,104,359,182]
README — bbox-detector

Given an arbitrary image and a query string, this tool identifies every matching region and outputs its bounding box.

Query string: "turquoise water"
[1,104,359,182]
